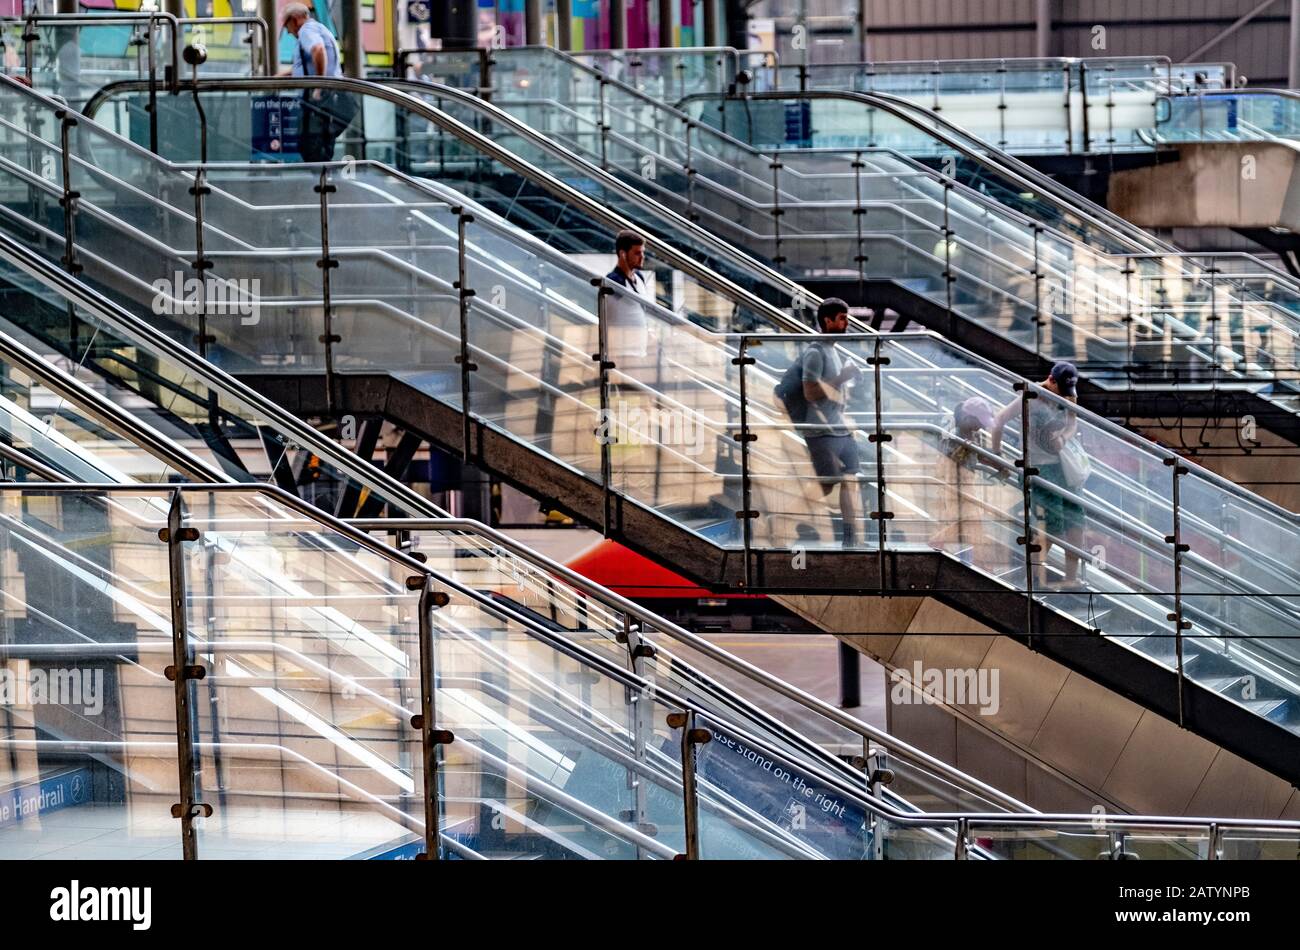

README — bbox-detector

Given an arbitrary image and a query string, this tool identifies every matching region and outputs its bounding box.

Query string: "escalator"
[78,67,1300,509]
[10,70,1300,817]
[441,50,1300,447]
[0,199,1120,859]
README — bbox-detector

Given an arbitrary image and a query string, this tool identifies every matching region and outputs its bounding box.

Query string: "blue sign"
[783,101,812,147]
[689,724,870,860]
[354,836,425,860]
[251,94,303,162]
[0,768,91,829]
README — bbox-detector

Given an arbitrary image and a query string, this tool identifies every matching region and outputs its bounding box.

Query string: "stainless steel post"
[1016,383,1040,645]
[314,167,340,415]
[413,575,454,859]
[455,209,478,462]
[163,490,208,860]
[732,337,758,588]
[1165,455,1191,727]
[593,279,616,535]
[668,709,710,859]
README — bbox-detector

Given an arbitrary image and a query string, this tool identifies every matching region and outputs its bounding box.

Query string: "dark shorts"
[1035,462,1085,534]
[807,434,860,487]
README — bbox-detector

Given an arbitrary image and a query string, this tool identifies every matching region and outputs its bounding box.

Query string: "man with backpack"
[775,298,863,548]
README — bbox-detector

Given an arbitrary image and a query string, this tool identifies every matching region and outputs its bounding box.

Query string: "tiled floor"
[0,800,409,860]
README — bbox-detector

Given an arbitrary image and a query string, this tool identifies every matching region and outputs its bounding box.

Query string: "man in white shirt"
[604,229,653,359]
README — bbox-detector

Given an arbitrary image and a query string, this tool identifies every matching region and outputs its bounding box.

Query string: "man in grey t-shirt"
[801,298,863,547]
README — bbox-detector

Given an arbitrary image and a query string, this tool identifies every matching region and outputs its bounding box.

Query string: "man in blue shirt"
[279,3,353,162]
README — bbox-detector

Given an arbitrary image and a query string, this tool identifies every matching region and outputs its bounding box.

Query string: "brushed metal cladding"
[779,590,1300,818]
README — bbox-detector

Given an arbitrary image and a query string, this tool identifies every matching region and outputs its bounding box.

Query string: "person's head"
[816,297,850,333]
[1046,361,1078,398]
[614,229,644,273]
[281,2,311,36]
[953,396,994,435]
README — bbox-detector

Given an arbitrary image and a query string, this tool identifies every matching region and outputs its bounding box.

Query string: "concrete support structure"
[610,0,626,49]
[1035,0,1053,58]
[556,0,572,50]
[260,0,279,75]
[340,0,363,77]
[525,0,543,46]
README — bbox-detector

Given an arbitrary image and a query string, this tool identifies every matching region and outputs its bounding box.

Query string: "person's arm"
[311,43,328,77]
[801,347,842,404]
[989,399,1020,454]
[832,354,862,386]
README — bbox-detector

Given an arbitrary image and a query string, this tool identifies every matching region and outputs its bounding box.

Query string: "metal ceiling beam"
[1183,0,1280,63]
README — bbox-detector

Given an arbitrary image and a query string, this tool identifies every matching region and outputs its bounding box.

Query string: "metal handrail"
[177,15,270,76]
[0,230,1053,837]
[81,75,817,336]
[9,489,1298,846]
[350,517,1038,814]
[17,12,180,91]
[0,222,1177,829]
[435,48,1299,330]
[469,44,1164,253]
[22,74,1300,816]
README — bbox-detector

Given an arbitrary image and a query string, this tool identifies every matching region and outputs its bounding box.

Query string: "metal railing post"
[770,156,785,266]
[996,63,1008,149]
[21,16,35,88]
[1207,262,1221,383]
[592,279,615,535]
[455,208,478,463]
[146,13,160,152]
[598,76,610,170]
[412,575,454,859]
[1165,455,1191,727]
[853,150,868,301]
[1015,383,1040,646]
[189,167,214,359]
[1105,64,1118,153]
[1122,256,1135,380]
[732,338,758,588]
[668,709,711,860]
[620,614,657,858]
[162,489,210,860]
[56,109,82,353]
[1072,62,1082,155]
[955,817,969,859]
[684,121,698,223]
[942,181,954,316]
[868,336,892,592]
[1032,225,1044,358]
[314,167,340,416]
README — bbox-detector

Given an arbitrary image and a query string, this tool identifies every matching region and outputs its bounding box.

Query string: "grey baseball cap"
[1049,361,1079,397]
